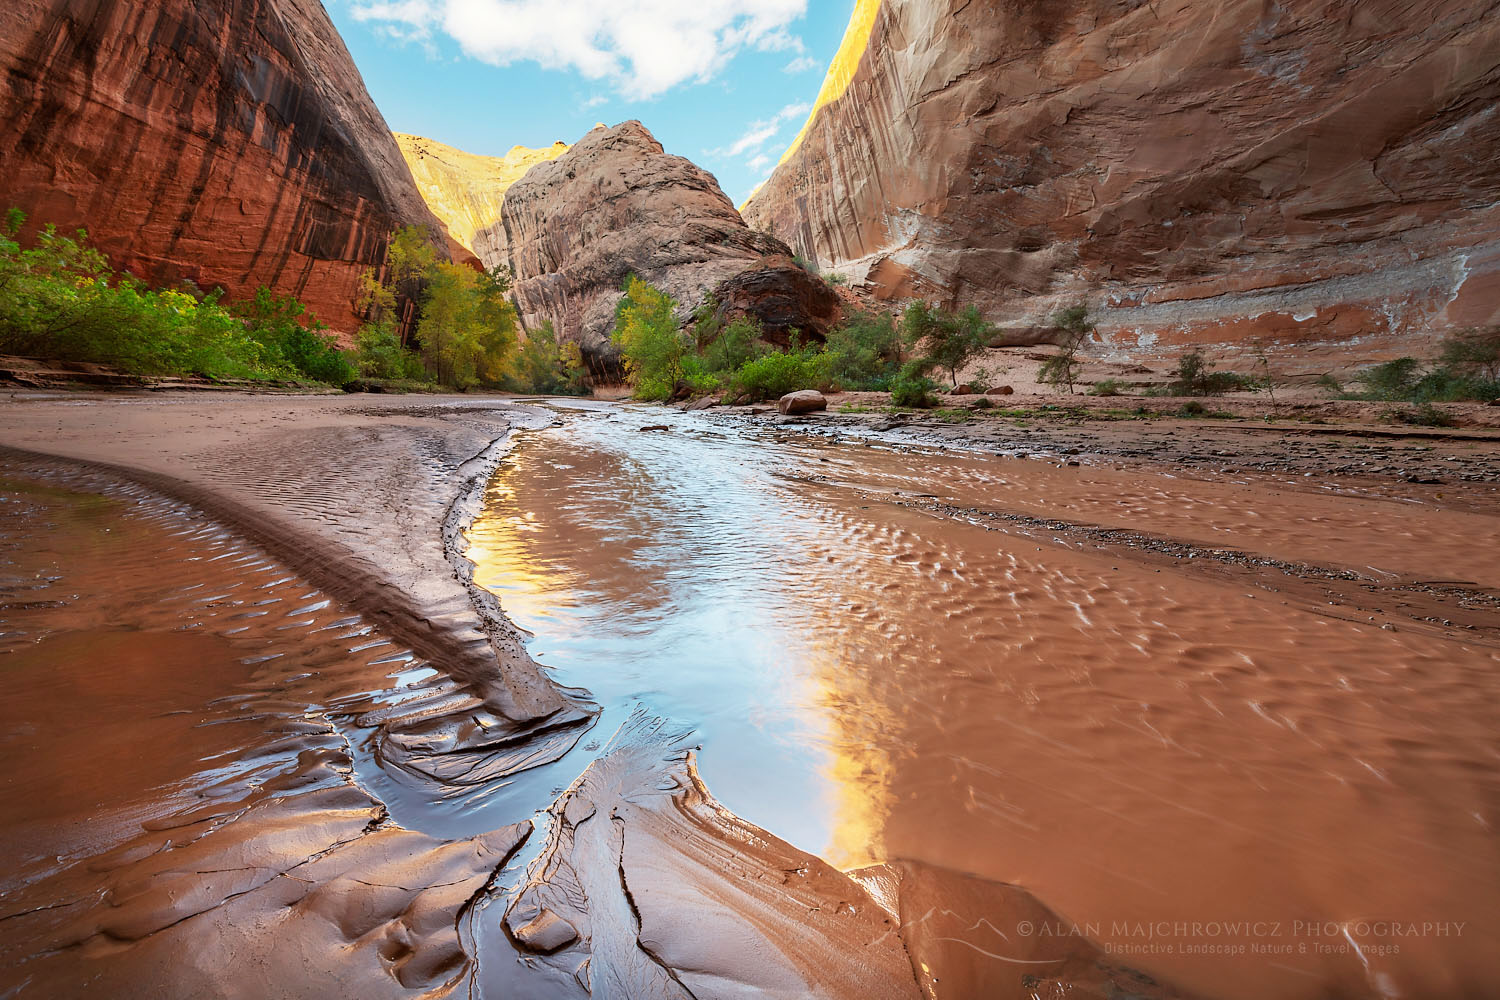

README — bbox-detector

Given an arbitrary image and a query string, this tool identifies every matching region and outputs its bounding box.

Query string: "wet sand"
[468,402,1500,999]
[2,389,1497,998]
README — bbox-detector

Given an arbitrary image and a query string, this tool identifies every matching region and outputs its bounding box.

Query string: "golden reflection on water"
[464,407,1500,1000]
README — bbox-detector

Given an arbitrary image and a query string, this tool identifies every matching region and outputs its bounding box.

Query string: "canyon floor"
[0,389,1496,999]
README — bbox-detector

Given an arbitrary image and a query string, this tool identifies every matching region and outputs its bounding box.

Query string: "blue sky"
[325,1,855,205]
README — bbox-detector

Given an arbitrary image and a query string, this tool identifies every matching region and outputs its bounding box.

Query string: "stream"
[1,400,1497,999]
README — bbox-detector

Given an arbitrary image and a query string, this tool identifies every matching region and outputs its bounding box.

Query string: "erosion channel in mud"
[466,401,1500,1000]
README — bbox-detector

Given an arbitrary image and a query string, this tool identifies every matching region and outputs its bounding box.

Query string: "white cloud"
[782,55,818,74]
[747,153,771,171]
[350,0,808,99]
[710,101,809,159]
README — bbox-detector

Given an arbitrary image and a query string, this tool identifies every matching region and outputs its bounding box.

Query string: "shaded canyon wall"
[0,0,453,334]
[742,0,1500,363]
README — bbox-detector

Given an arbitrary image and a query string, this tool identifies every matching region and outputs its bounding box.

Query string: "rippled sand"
[467,402,1500,999]
[2,391,1496,999]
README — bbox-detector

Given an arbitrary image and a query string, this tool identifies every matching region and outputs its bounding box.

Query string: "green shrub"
[1348,339,1500,403]
[1439,327,1500,381]
[1388,402,1457,427]
[1353,357,1422,401]
[232,287,354,385]
[702,316,765,375]
[354,319,428,381]
[1167,350,1259,395]
[727,342,830,402]
[1089,378,1126,396]
[889,360,938,408]
[0,210,300,381]
[823,308,900,389]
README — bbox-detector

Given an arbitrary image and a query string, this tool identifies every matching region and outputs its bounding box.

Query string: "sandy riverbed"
[2,388,1496,999]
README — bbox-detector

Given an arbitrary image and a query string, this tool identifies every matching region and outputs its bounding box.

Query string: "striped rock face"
[0,0,454,337]
[743,0,1500,366]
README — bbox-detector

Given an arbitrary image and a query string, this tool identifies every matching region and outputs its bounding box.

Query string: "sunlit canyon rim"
[1,1,1499,999]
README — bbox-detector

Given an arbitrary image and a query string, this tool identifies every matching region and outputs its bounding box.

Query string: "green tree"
[1037,303,1093,395]
[901,301,991,387]
[611,276,713,400]
[416,261,519,388]
[232,287,354,385]
[509,321,586,395]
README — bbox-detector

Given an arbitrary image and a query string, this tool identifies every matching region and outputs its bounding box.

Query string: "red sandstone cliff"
[742,0,1500,362]
[0,0,453,334]
[501,121,839,372]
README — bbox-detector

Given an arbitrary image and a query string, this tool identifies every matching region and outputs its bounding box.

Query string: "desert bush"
[889,359,939,408]
[1089,378,1126,396]
[1167,350,1259,396]
[1037,304,1094,394]
[1349,340,1500,403]
[0,209,323,381]
[354,318,428,381]
[726,340,830,402]
[1387,402,1457,427]
[1439,327,1500,381]
[702,316,765,375]
[232,287,354,385]
[823,308,900,389]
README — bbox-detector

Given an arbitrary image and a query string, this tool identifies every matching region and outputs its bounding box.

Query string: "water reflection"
[467,408,847,858]
[466,403,1500,999]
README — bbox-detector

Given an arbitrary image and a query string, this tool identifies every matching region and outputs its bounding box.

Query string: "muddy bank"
[0,461,532,996]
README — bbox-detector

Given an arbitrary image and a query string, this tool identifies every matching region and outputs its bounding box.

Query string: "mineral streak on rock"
[743,0,1500,360]
[500,121,840,375]
[395,133,570,269]
[0,0,453,335]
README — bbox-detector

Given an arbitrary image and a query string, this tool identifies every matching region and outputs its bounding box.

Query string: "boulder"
[743,0,1500,361]
[778,390,827,415]
[0,0,454,337]
[502,121,835,378]
[712,255,841,346]
[986,385,1016,396]
[949,384,976,395]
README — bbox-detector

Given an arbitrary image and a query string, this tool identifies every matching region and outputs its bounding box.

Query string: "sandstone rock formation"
[395,133,569,269]
[743,0,1500,363]
[501,121,840,374]
[778,389,828,414]
[0,0,452,334]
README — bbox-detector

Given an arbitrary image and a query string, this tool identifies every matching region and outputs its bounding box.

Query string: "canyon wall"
[502,121,839,373]
[395,133,569,270]
[0,0,452,334]
[742,0,1500,363]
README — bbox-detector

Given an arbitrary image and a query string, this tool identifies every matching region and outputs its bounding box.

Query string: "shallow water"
[466,403,1500,999]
